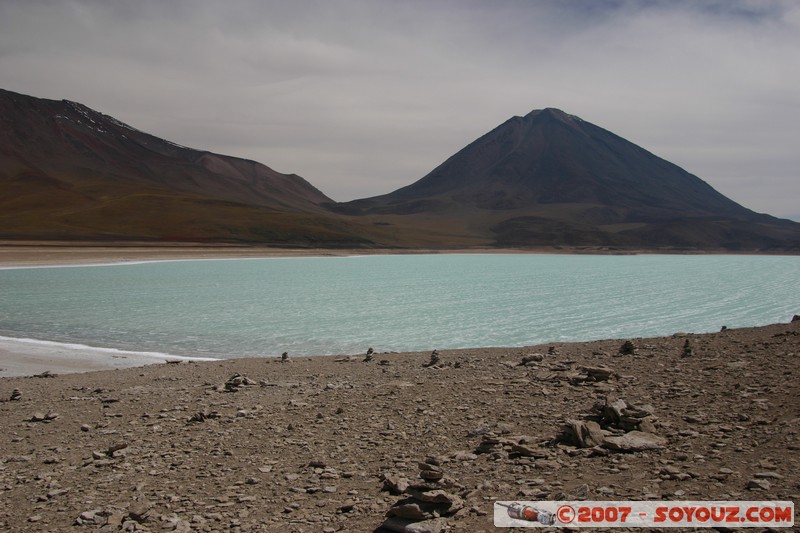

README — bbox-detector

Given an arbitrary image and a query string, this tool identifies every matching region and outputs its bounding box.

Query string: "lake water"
[0,254,798,359]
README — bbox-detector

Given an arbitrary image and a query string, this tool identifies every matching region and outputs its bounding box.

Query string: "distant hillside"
[337,108,800,251]
[2,89,798,251]
[0,88,373,245]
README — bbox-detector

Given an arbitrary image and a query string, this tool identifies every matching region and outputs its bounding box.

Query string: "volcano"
[336,108,800,250]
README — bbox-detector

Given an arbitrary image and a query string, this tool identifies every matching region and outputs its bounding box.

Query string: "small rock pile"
[518,352,545,365]
[474,433,550,461]
[222,373,256,392]
[187,409,221,423]
[29,410,59,423]
[569,365,617,385]
[364,347,375,362]
[681,339,693,358]
[423,350,441,368]
[555,395,667,453]
[379,457,464,533]
[618,340,637,355]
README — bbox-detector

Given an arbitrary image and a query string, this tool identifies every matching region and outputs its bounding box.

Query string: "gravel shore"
[1,319,798,532]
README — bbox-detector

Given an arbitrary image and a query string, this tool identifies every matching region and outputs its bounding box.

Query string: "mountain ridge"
[0,88,380,245]
[2,88,799,251]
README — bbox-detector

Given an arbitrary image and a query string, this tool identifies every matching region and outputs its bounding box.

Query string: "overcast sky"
[2,0,799,220]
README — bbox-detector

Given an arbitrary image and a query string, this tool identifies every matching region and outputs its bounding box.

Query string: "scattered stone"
[77,510,103,525]
[453,451,478,462]
[753,471,784,480]
[105,442,129,457]
[47,487,69,498]
[520,353,544,365]
[188,410,221,423]
[30,411,59,423]
[337,501,356,513]
[746,479,771,491]
[0,320,798,532]
[602,431,667,452]
[33,370,57,378]
[570,365,617,384]
[383,475,411,495]
[474,433,550,458]
[380,517,447,533]
[128,501,152,523]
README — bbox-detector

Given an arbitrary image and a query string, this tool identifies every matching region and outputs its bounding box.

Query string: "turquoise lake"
[0,254,798,359]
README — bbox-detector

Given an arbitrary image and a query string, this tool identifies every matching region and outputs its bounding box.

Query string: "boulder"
[560,420,605,448]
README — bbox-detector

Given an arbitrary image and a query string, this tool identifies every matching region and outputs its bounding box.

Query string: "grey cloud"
[1,0,798,218]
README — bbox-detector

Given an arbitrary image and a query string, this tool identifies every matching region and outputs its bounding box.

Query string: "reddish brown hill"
[0,88,372,245]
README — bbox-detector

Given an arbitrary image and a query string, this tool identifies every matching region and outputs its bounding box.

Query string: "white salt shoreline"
[0,335,219,378]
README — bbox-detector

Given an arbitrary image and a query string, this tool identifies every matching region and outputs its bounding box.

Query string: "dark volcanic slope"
[0,89,372,245]
[339,109,800,250]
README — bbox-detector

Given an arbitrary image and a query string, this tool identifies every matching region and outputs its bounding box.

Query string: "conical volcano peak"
[338,103,800,251]
[524,107,582,124]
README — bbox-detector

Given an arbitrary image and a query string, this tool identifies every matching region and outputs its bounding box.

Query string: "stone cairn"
[422,350,441,368]
[618,340,637,355]
[379,456,464,533]
[473,433,550,461]
[364,347,375,362]
[223,373,256,393]
[681,339,693,358]
[554,395,667,453]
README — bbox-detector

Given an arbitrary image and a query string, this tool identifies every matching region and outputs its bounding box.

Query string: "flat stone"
[602,431,667,452]
[383,475,410,495]
[388,502,428,520]
[746,479,771,491]
[753,472,784,479]
[380,517,447,533]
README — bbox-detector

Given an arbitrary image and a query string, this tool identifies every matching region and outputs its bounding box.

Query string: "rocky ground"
[1,320,798,532]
